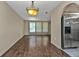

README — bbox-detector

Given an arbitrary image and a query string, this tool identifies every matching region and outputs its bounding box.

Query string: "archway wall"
[51,1,79,49]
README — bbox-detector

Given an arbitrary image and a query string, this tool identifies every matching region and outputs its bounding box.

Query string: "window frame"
[28,21,50,33]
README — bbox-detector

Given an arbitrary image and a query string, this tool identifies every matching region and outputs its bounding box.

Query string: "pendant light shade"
[26,1,39,16]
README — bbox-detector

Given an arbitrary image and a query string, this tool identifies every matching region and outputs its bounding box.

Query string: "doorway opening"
[61,3,79,49]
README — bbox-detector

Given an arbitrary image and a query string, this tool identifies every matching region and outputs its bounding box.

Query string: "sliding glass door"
[36,22,42,32]
[43,22,48,32]
[29,21,49,33]
[29,22,35,32]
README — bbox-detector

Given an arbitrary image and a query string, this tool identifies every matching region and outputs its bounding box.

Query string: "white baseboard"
[0,35,24,56]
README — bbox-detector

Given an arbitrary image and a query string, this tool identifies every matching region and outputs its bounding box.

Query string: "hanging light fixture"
[26,1,39,16]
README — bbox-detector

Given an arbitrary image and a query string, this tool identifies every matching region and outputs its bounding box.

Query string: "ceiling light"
[26,1,39,16]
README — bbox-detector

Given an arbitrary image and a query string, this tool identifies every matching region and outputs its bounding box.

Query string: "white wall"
[51,1,74,49]
[0,2,24,56]
[24,20,29,35]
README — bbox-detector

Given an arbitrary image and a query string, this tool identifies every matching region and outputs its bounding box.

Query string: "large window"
[29,22,35,32]
[36,22,42,32]
[43,22,48,32]
[29,21,49,33]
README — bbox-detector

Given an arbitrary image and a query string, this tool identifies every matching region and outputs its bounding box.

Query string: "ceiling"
[6,1,61,21]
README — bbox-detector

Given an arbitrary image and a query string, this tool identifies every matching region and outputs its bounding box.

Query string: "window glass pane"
[43,22,48,32]
[36,22,42,32]
[30,22,35,32]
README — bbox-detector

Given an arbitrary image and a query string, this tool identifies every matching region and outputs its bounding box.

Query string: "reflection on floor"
[2,35,69,57]
[63,48,79,57]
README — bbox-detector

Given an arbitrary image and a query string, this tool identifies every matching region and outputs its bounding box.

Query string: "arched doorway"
[61,3,79,49]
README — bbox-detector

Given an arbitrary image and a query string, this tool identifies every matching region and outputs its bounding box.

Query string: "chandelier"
[26,1,39,16]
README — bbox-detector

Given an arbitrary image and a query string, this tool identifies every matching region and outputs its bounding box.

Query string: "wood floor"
[2,35,69,57]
